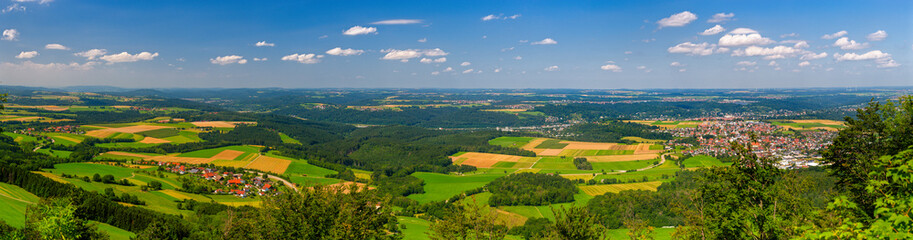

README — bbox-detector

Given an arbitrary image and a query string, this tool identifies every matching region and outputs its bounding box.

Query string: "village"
[153,161,278,198]
[664,120,837,169]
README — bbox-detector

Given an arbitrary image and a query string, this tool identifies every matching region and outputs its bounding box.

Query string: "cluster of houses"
[43,125,83,134]
[157,162,275,198]
[664,121,836,169]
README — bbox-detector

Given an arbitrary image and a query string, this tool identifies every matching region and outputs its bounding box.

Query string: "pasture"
[578,181,664,196]
[488,136,535,148]
[682,155,728,168]
[408,172,507,203]
[0,182,38,228]
[769,119,846,131]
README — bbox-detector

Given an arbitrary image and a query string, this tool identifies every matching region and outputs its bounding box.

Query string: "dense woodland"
[486,173,578,206]
[559,121,672,143]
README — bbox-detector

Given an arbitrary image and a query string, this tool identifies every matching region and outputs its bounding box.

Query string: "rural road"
[245,168,299,192]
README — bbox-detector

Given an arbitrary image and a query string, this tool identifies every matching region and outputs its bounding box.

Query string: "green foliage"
[547,206,607,240]
[486,173,577,206]
[136,128,180,138]
[535,139,568,149]
[573,158,593,170]
[800,148,913,239]
[560,121,672,143]
[199,125,283,146]
[9,198,110,240]
[428,202,508,240]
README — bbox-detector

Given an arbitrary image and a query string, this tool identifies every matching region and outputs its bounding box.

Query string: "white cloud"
[600,64,622,72]
[2,4,25,13]
[2,29,19,41]
[834,37,869,50]
[624,51,633,54]
[707,12,734,23]
[325,47,364,56]
[380,48,449,61]
[734,45,800,57]
[876,59,899,68]
[866,30,887,41]
[460,61,471,66]
[718,28,775,47]
[768,61,778,66]
[44,43,68,50]
[75,49,107,60]
[780,33,799,38]
[781,40,809,48]
[462,68,474,74]
[100,51,158,63]
[210,55,247,65]
[668,42,720,56]
[419,57,446,63]
[417,38,427,43]
[13,0,54,4]
[544,65,559,71]
[481,14,520,21]
[15,51,37,59]
[834,50,891,61]
[679,68,687,72]
[657,11,697,28]
[253,57,267,61]
[514,56,522,60]
[431,71,440,75]
[255,41,275,47]
[736,61,756,66]
[798,61,810,67]
[821,30,847,39]
[371,19,423,25]
[531,38,557,45]
[281,53,323,64]
[800,52,828,60]
[699,25,725,36]
[494,67,501,73]
[670,62,684,67]
[442,67,454,72]
[343,26,377,36]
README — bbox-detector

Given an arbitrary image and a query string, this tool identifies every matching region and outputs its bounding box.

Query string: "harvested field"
[105,151,156,158]
[790,119,845,125]
[0,116,41,122]
[561,141,634,150]
[537,149,564,156]
[561,174,596,181]
[579,181,663,196]
[586,154,659,162]
[86,125,173,138]
[211,150,245,160]
[147,155,212,165]
[139,137,171,144]
[521,138,547,150]
[51,135,83,144]
[210,159,251,168]
[451,152,524,168]
[191,121,256,128]
[245,155,291,174]
[632,143,663,154]
[159,190,210,201]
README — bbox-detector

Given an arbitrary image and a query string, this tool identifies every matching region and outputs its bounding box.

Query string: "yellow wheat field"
[211,150,245,160]
[451,152,524,168]
[579,181,663,196]
[585,154,659,162]
[245,155,291,174]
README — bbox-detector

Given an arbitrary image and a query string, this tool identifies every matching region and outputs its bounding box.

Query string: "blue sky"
[1,0,911,89]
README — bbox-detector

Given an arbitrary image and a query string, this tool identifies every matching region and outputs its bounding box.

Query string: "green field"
[283,157,341,187]
[93,221,136,240]
[162,131,202,143]
[606,227,675,240]
[593,161,680,183]
[769,121,845,130]
[45,133,86,145]
[36,148,72,158]
[535,139,568,149]
[0,182,39,227]
[137,128,180,138]
[177,145,261,158]
[488,136,535,148]
[398,217,432,240]
[532,157,576,170]
[682,155,728,168]
[278,132,302,144]
[579,181,664,196]
[621,136,667,143]
[95,142,161,148]
[47,163,148,179]
[408,172,507,203]
[590,160,657,172]
[2,132,38,143]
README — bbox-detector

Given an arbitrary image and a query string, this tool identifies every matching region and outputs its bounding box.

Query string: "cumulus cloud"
[768,61,778,66]
[417,38,427,43]
[600,64,622,72]
[431,71,440,75]
[460,61,471,66]
[732,45,800,59]
[800,52,828,60]
[15,51,37,59]
[442,67,454,72]
[718,28,775,47]
[419,57,446,63]
[281,53,323,64]
[494,67,501,73]
[780,33,799,38]
[668,42,721,56]
[866,30,887,41]
[736,61,756,66]
[670,62,684,67]
[531,38,557,45]
[544,65,559,71]
[2,29,19,41]
[834,50,891,61]
[876,59,899,68]
[44,43,68,50]
[462,68,474,74]
[821,30,847,39]
[2,4,26,13]
[210,55,247,65]
[100,51,158,63]
[255,41,275,47]
[75,49,107,60]
[253,58,267,61]
[798,61,810,67]
[657,11,697,28]
[707,13,734,23]
[514,56,522,60]
[13,0,54,4]
[699,25,725,36]
[371,19,423,25]
[343,26,377,35]
[380,48,448,61]
[834,37,869,50]
[325,47,364,56]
